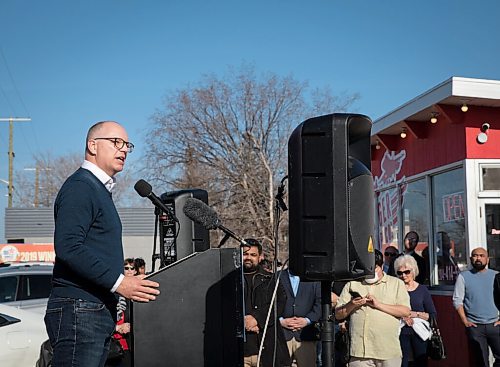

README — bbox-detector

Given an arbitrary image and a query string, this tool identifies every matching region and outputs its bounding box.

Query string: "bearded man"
[453,247,500,367]
[242,239,291,367]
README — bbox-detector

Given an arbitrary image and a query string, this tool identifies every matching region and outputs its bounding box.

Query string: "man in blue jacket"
[279,268,321,367]
[44,121,160,367]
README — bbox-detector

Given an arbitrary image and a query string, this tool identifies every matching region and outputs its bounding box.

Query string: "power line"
[0,47,30,116]
[0,80,17,116]
[0,47,40,157]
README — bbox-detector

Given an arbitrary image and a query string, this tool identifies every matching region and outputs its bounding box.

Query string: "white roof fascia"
[452,77,500,99]
[372,77,500,136]
[372,77,453,135]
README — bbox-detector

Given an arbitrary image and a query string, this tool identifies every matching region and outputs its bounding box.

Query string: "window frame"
[374,161,464,289]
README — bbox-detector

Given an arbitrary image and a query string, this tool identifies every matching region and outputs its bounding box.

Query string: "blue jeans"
[44,297,116,367]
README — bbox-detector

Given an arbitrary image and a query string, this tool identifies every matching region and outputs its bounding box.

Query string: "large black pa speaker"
[131,248,243,367]
[160,189,210,262]
[288,113,375,281]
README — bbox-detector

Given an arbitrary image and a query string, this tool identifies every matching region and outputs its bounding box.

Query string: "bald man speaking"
[44,121,160,367]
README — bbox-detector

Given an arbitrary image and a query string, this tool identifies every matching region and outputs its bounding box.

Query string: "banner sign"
[0,243,55,263]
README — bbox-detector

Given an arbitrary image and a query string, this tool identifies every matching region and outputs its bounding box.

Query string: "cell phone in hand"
[350,291,362,299]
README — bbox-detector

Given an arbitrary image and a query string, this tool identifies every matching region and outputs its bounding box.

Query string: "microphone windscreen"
[134,179,152,197]
[183,197,219,230]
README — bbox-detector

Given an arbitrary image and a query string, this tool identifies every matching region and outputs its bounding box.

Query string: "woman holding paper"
[395,255,437,367]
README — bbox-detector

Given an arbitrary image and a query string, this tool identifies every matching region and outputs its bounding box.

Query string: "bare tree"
[12,152,142,208]
[144,66,360,257]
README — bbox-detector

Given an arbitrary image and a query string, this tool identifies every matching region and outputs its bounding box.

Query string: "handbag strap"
[429,315,439,329]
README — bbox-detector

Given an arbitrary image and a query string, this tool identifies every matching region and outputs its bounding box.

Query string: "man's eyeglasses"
[94,137,134,153]
[124,266,135,271]
[384,252,398,257]
[397,270,412,276]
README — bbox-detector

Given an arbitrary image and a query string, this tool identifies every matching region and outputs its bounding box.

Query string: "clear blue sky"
[1,0,500,242]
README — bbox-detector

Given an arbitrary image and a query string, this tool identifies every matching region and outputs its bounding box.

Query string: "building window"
[485,204,500,271]
[482,167,500,191]
[432,168,465,286]
[402,179,429,245]
[401,178,430,283]
[376,188,399,249]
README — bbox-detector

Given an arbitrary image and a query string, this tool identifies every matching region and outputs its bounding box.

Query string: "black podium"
[131,248,244,367]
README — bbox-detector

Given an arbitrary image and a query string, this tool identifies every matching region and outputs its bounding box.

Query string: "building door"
[479,200,500,270]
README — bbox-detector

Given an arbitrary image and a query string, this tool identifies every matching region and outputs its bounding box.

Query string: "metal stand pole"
[151,207,161,272]
[320,281,334,367]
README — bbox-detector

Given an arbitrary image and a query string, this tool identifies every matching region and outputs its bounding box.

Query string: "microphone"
[134,179,179,223]
[183,197,249,247]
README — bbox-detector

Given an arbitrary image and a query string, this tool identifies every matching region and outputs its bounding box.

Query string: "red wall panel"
[428,294,473,367]
[372,106,500,180]
[372,121,465,180]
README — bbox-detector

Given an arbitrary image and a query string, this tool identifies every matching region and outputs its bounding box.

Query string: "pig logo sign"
[374,150,407,246]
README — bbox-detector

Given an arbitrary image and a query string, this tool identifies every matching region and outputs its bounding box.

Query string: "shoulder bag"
[427,316,446,360]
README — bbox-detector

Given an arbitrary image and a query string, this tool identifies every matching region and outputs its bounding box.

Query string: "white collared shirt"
[81,160,123,292]
[81,160,116,192]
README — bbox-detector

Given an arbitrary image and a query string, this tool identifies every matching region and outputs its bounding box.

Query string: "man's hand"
[365,294,380,309]
[464,320,477,328]
[116,275,160,302]
[281,317,308,331]
[291,317,309,330]
[335,295,367,320]
[350,296,367,308]
[339,321,347,333]
[494,321,500,327]
[245,315,259,333]
[280,317,295,330]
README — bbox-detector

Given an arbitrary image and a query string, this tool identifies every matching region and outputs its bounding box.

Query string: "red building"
[371,76,500,366]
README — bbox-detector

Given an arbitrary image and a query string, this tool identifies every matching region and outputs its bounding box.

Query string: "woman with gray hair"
[395,255,437,367]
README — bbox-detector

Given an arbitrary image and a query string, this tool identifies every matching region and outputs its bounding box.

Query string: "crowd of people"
[243,235,500,367]
[101,240,499,367]
[44,120,499,367]
[240,239,426,367]
[334,239,500,367]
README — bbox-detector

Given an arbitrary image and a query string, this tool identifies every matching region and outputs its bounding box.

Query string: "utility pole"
[0,117,31,207]
[24,167,39,207]
[24,166,51,207]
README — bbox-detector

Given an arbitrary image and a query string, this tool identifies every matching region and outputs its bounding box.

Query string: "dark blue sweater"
[51,168,123,311]
[401,284,437,334]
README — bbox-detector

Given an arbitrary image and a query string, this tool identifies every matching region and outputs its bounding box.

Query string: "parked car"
[0,303,49,367]
[0,263,53,314]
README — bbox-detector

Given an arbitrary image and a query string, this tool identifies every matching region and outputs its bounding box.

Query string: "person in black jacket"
[243,239,291,367]
[279,268,321,367]
[403,231,428,284]
[494,272,500,312]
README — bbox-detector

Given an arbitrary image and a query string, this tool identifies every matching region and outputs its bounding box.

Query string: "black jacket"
[411,252,428,284]
[494,273,500,311]
[244,266,291,367]
[279,269,321,342]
